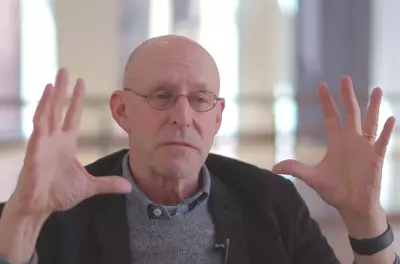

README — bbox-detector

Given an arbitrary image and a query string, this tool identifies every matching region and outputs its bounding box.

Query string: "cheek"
[194,117,220,143]
[128,111,168,149]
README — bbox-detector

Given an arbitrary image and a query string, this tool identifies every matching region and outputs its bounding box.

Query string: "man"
[0,35,397,264]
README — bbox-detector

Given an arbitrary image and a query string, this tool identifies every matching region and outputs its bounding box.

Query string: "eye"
[150,89,173,100]
[196,96,207,103]
[192,92,211,104]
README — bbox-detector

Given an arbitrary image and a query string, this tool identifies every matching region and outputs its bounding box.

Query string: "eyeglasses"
[123,88,224,112]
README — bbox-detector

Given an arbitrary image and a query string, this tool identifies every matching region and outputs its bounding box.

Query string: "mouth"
[159,141,197,150]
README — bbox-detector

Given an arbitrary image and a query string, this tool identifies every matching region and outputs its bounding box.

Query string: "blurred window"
[20,0,58,140]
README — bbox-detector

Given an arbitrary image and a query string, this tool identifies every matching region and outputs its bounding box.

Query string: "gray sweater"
[126,191,221,263]
[122,152,221,263]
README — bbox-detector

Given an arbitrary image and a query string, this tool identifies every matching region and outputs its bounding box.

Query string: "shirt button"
[153,208,162,217]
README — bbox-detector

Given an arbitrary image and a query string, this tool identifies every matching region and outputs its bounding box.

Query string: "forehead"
[124,42,220,92]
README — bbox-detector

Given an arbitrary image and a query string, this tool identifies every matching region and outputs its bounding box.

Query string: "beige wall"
[53,0,123,138]
[238,0,278,138]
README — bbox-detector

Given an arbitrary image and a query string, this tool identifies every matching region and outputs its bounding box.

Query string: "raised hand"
[10,68,131,217]
[272,76,396,217]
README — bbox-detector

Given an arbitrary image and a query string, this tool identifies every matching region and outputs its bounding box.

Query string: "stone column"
[237,0,293,168]
[295,0,372,144]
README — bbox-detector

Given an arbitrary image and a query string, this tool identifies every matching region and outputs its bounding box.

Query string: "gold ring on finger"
[363,132,377,139]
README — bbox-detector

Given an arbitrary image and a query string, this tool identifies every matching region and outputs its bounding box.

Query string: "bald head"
[110,34,224,181]
[123,35,220,94]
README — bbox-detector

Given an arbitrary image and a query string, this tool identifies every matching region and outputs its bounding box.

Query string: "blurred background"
[0,0,399,262]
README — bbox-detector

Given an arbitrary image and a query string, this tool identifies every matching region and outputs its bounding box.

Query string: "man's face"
[111,40,223,178]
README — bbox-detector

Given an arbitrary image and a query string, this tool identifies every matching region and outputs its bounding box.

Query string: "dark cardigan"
[0,149,338,264]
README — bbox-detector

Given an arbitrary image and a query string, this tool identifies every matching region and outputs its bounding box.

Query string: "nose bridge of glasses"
[168,94,195,124]
[170,93,192,110]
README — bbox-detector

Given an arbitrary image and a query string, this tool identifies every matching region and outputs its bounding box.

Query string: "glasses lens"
[147,89,218,112]
[148,89,174,110]
[188,91,216,112]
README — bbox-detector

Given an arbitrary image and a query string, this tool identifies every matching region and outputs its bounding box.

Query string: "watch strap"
[349,221,394,256]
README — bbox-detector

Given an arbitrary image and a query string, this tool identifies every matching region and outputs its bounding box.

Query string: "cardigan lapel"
[91,194,132,264]
[89,153,132,264]
[208,176,251,264]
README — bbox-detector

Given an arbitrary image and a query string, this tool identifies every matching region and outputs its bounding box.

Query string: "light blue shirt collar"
[121,152,210,219]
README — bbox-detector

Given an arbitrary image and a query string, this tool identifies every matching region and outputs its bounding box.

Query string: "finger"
[26,84,54,158]
[272,159,316,189]
[62,79,85,133]
[87,176,132,197]
[49,68,69,132]
[318,82,343,140]
[375,116,396,157]
[32,84,54,136]
[340,76,362,134]
[363,87,382,143]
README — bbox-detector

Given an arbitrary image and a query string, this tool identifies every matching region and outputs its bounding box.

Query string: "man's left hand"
[272,76,396,224]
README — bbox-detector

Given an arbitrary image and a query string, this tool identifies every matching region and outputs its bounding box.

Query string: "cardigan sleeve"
[0,253,38,264]
[286,183,400,264]
[286,182,340,264]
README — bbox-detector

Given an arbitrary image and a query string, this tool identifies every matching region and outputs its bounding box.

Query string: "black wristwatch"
[349,221,394,256]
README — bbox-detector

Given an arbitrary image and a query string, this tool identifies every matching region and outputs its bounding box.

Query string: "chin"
[153,151,201,178]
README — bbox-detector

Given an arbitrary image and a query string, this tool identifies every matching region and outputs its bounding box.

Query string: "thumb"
[272,159,315,185]
[87,176,132,197]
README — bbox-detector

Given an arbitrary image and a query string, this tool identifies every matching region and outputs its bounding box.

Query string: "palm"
[13,69,131,216]
[21,132,87,213]
[307,135,383,214]
[273,77,395,216]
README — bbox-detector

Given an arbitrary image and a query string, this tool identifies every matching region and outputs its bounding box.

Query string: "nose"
[168,95,193,127]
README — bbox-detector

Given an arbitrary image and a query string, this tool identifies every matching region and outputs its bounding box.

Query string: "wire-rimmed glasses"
[123,88,224,112]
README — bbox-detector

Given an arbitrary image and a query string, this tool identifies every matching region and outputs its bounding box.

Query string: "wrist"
[340,205,388,239]
[0,199,49,263]
[349,221,394,256]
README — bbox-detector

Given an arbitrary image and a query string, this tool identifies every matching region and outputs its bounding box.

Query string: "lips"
[159,141,197,150]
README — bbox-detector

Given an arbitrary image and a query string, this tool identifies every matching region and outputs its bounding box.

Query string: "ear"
[217,99,225,123]
[109,91,130,133]
[214,99,225,134]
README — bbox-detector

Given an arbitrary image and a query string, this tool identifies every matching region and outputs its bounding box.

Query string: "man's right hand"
[0,68,132,263]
